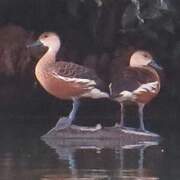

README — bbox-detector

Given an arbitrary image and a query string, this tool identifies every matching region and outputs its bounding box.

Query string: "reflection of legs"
[138,146,145,177]
[47,99,80,134]
[138,103,146,131]
[120,148,124,177]
[69,153,78,177]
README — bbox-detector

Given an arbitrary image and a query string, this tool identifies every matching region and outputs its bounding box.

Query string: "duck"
[27,32,109,132]
[109,50,162,132]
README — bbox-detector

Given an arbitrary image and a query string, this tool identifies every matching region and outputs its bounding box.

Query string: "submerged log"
[42,126,160,149]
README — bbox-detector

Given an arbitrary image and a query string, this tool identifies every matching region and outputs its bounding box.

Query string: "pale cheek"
[145,59,151,66]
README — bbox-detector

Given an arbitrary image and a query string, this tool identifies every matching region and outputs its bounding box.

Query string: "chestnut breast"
[35,61,103,100]
[36,70,90,100]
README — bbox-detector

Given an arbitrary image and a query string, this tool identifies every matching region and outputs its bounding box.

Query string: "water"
[0,115,179,180]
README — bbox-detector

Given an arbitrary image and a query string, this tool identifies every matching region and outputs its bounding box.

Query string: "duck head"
[27,32,61,53]
[130,50,162,70]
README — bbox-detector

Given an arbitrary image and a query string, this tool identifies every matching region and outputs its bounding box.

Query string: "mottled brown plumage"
[37,60,106,100]
[110,50,162,132]
[28,32,108,132]
[48,61,104,86]
[111,66,160,104]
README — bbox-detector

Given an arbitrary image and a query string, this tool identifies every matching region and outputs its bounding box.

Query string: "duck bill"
[149,60,163,70]
[26,40,43,48]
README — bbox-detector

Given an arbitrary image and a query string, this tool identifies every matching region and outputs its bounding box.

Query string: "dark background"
[0,0,179,135]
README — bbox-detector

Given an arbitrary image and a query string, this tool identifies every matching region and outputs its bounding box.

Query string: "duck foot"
[71,124,102,132]
[137,128,149,133]
[46,116,73,135]
[114,123,127,130]
[47,99,80,134]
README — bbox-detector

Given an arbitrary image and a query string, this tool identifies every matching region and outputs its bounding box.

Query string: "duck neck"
[36,49,56,72]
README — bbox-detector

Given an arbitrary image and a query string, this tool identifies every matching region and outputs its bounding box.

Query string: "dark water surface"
[0,114,179,180]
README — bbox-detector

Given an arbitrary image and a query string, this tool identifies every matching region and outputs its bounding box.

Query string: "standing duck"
[28,32,109,132]
[110,50,162,132]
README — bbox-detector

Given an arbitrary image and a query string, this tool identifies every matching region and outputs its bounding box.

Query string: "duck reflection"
[42,137,161,179]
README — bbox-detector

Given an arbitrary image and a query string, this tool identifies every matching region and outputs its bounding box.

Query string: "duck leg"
[138,103,146,132]
[115,103,125,128]
[46,99,80,134]
[68,99,80,123]
[56,98,80,129]
[120,103,125,127]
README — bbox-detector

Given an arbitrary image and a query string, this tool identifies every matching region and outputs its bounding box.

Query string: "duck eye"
[143,54,148,57]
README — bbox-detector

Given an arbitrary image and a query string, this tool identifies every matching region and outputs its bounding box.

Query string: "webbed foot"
[138,127,148,132]
[114,123,126,129]
[46,116,73,135]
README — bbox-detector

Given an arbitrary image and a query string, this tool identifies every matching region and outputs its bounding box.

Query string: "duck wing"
[47,61,106,92]
[110,67,159,97]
